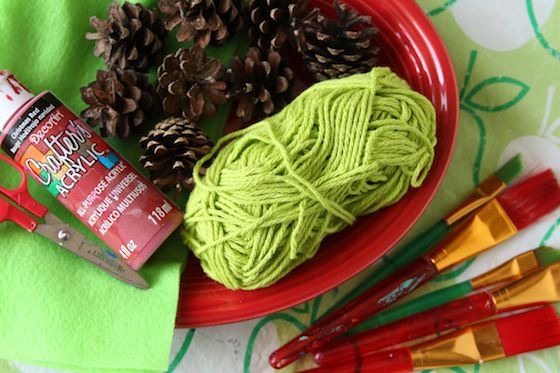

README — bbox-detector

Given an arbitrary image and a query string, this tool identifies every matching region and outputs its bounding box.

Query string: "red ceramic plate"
[176,0,458,327]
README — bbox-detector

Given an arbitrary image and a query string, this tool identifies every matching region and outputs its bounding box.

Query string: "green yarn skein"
[184,67,437,290]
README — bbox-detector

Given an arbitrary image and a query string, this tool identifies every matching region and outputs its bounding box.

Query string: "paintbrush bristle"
[495,154,523,185]
[496,305,560,356]
[535,246,560,266]
[497,170,560,230]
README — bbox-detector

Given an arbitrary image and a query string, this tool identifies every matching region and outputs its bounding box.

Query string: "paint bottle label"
[0,74,183,270]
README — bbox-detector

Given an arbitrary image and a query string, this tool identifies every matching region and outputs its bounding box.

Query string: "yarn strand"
[184,67,437,290]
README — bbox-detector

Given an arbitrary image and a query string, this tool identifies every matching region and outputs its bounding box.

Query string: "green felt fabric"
[0,0,236,372]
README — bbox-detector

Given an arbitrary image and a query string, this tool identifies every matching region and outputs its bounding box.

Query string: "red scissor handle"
[0,198,39,231]
[0,153,48,230]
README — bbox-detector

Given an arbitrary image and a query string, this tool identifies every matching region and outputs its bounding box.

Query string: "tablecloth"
[5,0,560,372]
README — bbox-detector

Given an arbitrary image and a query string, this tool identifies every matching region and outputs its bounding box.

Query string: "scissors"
[0,153,149,289]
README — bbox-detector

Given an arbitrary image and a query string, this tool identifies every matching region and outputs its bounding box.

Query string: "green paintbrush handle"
[350,280,474,334]
[323,220,451,317]
[391,220,451,268]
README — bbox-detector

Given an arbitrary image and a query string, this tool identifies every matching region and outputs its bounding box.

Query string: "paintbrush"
[269,169,560,369]
[314,260,560,366]
[350,245,560,335]
[322,154,523,317]
[304,305,560,373]
[268,155,522,368]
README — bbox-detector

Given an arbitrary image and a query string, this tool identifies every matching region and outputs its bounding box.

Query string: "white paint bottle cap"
[0,70,35,132]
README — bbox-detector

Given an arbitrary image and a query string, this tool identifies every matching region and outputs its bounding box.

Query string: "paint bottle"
[0,71,183,270]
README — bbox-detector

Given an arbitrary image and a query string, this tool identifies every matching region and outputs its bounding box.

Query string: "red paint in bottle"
[0,71,183,270]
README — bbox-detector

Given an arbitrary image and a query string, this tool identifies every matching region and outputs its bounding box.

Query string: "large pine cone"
[294,0,379,81]
[157,46,228,120]
[247,0,308,51]
[159,0,243,47]
[228,47,294,122]
[139,117,212,194]
[86,1,167,72]
[80,69,154,139]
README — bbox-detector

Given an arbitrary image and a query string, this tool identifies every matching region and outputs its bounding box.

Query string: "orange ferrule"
[429,199,518,272]
[411,323,505,369]
[470,250,540,290]
[444,176,506,226]
[492,262,560,311]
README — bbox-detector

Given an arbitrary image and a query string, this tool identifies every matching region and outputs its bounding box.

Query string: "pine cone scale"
[128,86,142,101]
[262,99,274,114]
[159,0,178,14]
[120,98,138,114]
[275,76,289,93]
[163,96,182,114]
[168,80,186,96]
[188,86,206,117]
[165,14,184,30]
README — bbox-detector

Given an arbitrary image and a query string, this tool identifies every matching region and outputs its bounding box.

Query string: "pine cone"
[247,0,308,51]
[157,46,228,120]
[293,0,379,81]
[80,69,154,139]
[139,117,212,193]
[86,1,167,72]
[228,47,294,122]
[159,0,243,47]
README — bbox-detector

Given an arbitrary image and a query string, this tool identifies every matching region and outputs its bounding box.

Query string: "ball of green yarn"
[183,67,437,290]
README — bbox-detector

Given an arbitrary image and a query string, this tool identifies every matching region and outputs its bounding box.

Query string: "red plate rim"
[176,0,459,327]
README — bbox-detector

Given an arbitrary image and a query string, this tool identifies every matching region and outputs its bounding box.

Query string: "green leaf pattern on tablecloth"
[8,1,560,372]
[527,0,560,59]
[167,329,196,373]
[541,218,560,246]
[244,314,308,373]
[426,0,458,16]
[463,76,529,112]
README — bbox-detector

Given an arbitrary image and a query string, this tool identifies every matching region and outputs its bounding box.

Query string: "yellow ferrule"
[493,262,560,311]
[411,323,505,369]
[470,250,540,289]
[429,199,518,272]
[445,176,506,225]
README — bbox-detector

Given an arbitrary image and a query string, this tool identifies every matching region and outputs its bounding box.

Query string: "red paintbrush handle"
[269,256,438,369]
[313,291,497,366]
[268,300,361,369]
[301,347,413,373]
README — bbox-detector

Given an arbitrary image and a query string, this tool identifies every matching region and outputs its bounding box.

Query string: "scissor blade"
[35,212,149,289]
[75,239,149,289]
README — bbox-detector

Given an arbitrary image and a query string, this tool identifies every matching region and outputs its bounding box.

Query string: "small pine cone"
[228,47,294,122]
[157,46,228,120]
[86,1,167,72]
[293,0,379,81]
[247,0,309,51]
[80,69,154,139]
[159,0,243,47]
[139,117,212,193]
